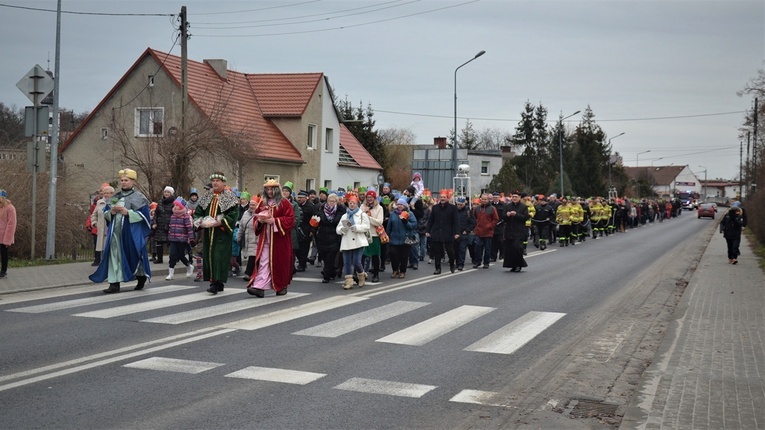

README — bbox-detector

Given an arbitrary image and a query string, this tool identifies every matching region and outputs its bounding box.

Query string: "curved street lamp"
[453,50,486,176]
[558,110,581,197]
[607,132,625,190]
[636,150,651,167]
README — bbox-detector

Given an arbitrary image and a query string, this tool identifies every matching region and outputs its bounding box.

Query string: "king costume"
[246,181,295,296]
[89,170,152,293]
[193,177,239,294]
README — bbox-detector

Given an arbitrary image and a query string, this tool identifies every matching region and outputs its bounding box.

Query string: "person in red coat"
[246,179,295,297]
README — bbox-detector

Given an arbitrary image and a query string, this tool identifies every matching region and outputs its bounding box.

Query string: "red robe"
[248,198,295,292]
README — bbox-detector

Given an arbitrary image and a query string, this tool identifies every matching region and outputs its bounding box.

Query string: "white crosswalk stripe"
[292,300,429,338]
[464,311,566,355]
[6,285,196,313]
[123,357,224,374]
[334,377,438,398]
[72,289,244,319]
[376,305,495,346]
[141,292,308,324]
[225,366,326,385]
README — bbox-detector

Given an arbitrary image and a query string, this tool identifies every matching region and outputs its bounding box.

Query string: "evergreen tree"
[336,99,386,171]
[550,115,577,196]
[458,119,479,150]
[509,101,536,190]
[489,159,522,194]
[570,106,608,197]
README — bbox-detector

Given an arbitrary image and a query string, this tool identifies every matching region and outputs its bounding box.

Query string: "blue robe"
[89,190,152,283]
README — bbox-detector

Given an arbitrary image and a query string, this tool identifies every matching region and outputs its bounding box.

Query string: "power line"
[194,0,480,37]
[191,0,322,16]
[374,108,747,123]
[0,2,173,16]
[194,0,415,28]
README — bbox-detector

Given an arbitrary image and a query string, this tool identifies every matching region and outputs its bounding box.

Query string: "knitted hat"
[397,197,408,206]
[297,190,309,198]
[366,189,377,199]
[173,197,186,208]
[413,172,421,180]
[164,186,175,195]
[0,189,6,198]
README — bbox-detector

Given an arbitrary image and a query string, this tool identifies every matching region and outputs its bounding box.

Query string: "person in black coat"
[502,191,529,272]
[426,191,460,274]
[295,190,315,271]
[721,203,746,264]
[314,194,346,282]
[152,186,176,264]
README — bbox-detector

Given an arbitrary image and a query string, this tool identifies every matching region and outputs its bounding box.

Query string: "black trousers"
[430,241,455,269]
[389,244,411,274]
[319,250,340,280]
[0,244,8,272]
[296,238,311,268]
[726,235,741,260]
[168,242,190,268]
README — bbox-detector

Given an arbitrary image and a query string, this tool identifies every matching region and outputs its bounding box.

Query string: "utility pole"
[45,0,62,259]
[753,97,758,195]
[739,139,743,200]
[747,131,751,198]
[179,6,189,195]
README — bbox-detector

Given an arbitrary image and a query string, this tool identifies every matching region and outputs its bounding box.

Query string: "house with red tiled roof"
[60,48,381,201]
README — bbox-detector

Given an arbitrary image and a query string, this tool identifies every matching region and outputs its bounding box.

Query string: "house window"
[148,75,155,87]
[325,128,333,153]
[307,124,317,150]
[324,180,332,191]
[100,128,108,140]
[481,161,489,175]
[135,108,163,137]
[353,181,360,190]
[305,178,315,192]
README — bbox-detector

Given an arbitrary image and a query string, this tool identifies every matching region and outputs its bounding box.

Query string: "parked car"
[697,203,716,219]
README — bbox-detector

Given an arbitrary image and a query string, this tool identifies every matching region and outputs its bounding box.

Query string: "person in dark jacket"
[532,196,555,250]
[502,191,529,272]
[152,186,176,264]
[453,196,475,271]
[721,203,746,264]
[314,193,346,282]
[426,190,460,274]
[294,190,315,272]
[490,192,506,261]
[386,198,417,279]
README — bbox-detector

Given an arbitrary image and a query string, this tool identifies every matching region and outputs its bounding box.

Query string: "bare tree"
[107,82,260,199]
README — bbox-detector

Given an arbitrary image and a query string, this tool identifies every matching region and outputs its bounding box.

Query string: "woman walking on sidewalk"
[0,189,17,279]
[721,203,746,264]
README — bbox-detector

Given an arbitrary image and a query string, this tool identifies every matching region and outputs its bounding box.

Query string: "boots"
[92,251,101,266]
[103,283,120,294]
[165,268,175,281]
[343,275,354,290]
[186,264,193,278]
[135,275,147,290]
[357,272,367,288]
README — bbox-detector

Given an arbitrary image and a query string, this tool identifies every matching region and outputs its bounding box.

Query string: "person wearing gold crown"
[193,172,239,294]
[89,169,152,293]
[246,178,295,297]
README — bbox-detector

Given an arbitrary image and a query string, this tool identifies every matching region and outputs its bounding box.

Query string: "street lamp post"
[607,132,625,190]
[650,157,664,166]
[558,110,581,197]
[636,150,651,167]
[453,50,486,177]
[699,165,707,202]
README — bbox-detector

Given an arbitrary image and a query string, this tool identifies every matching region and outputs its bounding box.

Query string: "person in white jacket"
[336,195,370,290]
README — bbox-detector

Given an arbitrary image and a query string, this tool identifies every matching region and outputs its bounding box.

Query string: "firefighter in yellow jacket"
[570,197,584,243]
[522,193,535,255]
[555,197,574,247]
[589,198,603,239]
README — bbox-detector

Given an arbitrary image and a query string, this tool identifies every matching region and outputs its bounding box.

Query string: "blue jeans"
[343,248,364,276]
[473,237,492,265]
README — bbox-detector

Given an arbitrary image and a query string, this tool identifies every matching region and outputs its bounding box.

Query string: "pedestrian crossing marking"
[225,295,367,331]
[449,389,517,408]
[73,289,242,319]
[334,377,437,398]
[464,311,566,355]
[6,285,196,313]
[140,292,308,325]
[225,366,326,385]
[123,357,224,374]
[292,300,429,338]
[376,305,495,346]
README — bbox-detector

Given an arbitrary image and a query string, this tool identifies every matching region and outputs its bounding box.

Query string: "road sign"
[376,174,385,184]
[16,64,54,105]
[24,106,49,137]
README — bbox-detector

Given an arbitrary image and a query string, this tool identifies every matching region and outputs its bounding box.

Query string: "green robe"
[194,189,239,283]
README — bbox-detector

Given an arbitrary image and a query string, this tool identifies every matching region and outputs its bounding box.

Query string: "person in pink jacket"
[0,189,17,278]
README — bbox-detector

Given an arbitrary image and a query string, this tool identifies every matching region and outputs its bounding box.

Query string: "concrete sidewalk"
[0,260,170,295]
[622,231,765,429]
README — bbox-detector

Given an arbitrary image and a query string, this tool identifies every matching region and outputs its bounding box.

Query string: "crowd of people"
[86,170,743,296]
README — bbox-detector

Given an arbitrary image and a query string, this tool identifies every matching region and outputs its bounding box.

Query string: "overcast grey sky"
[1,0,763,181]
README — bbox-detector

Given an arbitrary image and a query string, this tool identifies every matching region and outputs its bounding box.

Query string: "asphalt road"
[0,212,714,429]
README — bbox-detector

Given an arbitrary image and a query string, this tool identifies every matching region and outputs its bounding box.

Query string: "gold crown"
[263,179,280,188]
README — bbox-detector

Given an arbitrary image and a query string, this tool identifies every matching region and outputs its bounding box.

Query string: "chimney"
[434,136,447,149]
[500,145,515,161]
[204,59,228,80]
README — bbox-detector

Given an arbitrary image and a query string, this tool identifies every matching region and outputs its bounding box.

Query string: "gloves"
[350,225,357,233]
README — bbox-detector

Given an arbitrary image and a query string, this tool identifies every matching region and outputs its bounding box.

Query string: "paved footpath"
[0,261,169,295]
[622,231,765,429]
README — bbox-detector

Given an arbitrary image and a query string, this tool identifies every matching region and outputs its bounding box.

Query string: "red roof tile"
[247,73,323,117]
[340,124,382,170]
